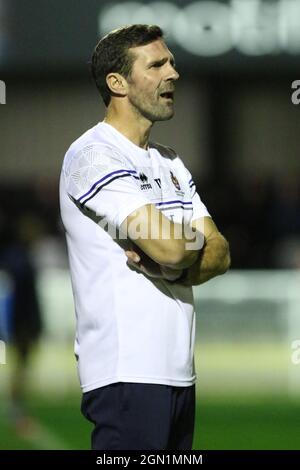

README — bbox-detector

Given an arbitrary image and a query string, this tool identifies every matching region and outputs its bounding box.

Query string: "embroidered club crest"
[170,171,180,190]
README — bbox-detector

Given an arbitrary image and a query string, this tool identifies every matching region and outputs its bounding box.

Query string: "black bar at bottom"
[0,450,299,466]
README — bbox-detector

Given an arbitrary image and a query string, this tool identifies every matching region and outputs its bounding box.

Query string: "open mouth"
[160,91,174,100]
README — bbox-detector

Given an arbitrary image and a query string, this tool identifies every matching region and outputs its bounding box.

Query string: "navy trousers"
[81,382,195,450]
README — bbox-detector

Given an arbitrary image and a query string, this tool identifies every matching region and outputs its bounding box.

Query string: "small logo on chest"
[154,178,161,188]
[139,172,152,190]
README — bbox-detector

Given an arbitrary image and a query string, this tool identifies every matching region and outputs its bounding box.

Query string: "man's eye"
[152,63,162,68]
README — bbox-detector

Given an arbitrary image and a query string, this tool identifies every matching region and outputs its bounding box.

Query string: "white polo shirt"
[59,122,210,392]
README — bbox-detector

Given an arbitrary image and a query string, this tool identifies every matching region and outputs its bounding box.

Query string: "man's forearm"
[180,234,230,287]
[124,223,229,285]
[161,223,205,270]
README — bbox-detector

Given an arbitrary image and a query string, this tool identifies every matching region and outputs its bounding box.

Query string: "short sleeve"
[63,144,150,228]
[184,166,211,221]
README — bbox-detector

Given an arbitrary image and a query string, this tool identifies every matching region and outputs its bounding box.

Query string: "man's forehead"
[130,40,174,63]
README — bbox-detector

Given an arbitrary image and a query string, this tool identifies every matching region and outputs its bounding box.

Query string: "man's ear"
[106,73,128,97]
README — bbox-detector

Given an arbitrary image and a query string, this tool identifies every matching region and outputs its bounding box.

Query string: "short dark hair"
[91,24,164,107]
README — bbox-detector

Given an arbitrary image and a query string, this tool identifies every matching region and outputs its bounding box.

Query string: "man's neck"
[104,103,153,150]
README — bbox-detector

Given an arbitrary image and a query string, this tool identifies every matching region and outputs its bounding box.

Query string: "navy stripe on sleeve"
[79,173,139,207]
[156,200,193,207]
[78,169,138,203]
[156,200,193,211]
[78,170,139,206]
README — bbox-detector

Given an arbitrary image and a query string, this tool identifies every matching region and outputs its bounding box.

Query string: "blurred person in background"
[0,210,43,436]
[60,24,230,450]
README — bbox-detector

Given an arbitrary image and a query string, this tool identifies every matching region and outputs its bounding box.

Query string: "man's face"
[126,39,179,122]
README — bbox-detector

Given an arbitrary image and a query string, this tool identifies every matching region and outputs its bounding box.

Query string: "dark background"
[1,0,300,269]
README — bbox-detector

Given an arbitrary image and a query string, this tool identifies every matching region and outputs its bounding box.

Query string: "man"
[59,24,230,450]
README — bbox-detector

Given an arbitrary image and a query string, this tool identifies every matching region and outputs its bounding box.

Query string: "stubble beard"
[128,90,174,123]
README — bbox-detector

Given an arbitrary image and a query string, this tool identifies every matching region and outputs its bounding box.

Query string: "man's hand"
[125,247,162,278]
[180,217,230,286]
[125,245,183,281]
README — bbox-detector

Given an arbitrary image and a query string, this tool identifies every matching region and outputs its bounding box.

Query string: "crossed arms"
[120,204,230,287]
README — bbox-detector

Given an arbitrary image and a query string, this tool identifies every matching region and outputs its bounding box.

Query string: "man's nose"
[168,67,179,81]
[166,64,180,81]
